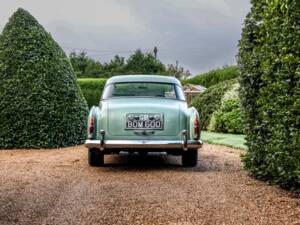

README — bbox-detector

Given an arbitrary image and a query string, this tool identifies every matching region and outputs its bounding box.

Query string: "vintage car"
[84,75,203,167]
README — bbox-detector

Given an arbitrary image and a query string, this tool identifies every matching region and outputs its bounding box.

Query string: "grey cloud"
[118,0,250,72]
[1,0,251,74]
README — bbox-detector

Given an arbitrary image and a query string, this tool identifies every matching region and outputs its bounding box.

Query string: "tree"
[102,55,126,77]
[0,8,89,148]
[68,48,192,78]
[165,63,191,80]
[125,49,166,74]
[69,51,102,78]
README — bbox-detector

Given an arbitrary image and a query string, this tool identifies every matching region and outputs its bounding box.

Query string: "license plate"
[125,113,163,130]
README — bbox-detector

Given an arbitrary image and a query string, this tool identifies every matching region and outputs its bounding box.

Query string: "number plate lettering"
[125,113,163,130]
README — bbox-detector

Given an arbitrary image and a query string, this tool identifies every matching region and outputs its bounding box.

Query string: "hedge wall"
[77,78,107,108]
[182,66,239,87]
[190,79,237,130]
[238,0,300,190]
[0,9,89,148]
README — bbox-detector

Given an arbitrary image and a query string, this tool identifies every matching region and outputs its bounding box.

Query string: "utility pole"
[175,60,179,77]
[153,46,158,59]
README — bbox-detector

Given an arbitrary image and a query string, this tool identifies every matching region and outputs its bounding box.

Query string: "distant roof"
[183,84,206,93]
[105,75,182,86]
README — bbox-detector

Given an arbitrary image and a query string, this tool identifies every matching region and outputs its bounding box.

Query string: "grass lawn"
[201,131,247,150]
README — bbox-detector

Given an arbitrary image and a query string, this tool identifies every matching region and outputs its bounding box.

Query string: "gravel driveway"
[0,144,299,225]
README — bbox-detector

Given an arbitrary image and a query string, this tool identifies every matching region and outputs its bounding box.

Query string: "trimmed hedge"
[77,78,107,108]
[190,79,237,130]
[238,1,300,190]
[182,66,239,87]
[0,8,89,148]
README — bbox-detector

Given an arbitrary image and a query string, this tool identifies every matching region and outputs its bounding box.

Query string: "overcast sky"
[0,0,251,75]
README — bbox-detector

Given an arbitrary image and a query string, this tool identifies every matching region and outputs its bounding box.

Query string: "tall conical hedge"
[238,1,300,190]
[0,8,89,148]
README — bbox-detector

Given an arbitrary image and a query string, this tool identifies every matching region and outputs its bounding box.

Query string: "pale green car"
[84,75,202,167]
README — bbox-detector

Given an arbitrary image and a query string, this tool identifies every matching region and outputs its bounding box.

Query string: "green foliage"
[190,79,236,130]
[238,0,300,190]
[102,55,126,77]
[209,83,244,134]
[69,52,103,78]
[0,8,89,149]
[70,49,191,79]
[125,49,166,74]
[164,63,191,80]
[77,79,106,108]
[182,66,239,87]
[213,99,244,134]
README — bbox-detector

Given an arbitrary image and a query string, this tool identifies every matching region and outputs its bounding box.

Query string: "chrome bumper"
[84,139,203,150]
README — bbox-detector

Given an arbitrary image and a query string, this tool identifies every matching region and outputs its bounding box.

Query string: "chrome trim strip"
[84,139,203,150]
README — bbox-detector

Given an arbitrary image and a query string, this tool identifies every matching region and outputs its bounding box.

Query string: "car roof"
[105,75,182,86]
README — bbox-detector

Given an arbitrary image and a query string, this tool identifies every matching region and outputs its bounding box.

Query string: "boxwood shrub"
[190,79,237,130]
[0,8,89,148]
[209,83,244,134]
[238,1,300,190]
[77,78,107,108]
[213,99,244,134]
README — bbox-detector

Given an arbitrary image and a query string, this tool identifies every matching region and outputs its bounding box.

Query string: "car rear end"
[85,75,202,166]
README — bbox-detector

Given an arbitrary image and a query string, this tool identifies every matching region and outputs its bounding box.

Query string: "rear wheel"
[88,148,104,167]
[182,149,198,167]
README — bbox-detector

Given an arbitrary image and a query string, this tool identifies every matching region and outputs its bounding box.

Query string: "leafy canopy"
[70,49,191,80]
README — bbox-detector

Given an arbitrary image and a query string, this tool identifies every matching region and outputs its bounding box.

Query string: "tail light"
[194,116,200,138]
[89,117,94,134]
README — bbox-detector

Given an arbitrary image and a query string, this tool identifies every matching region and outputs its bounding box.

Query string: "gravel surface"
[0,144,299,225]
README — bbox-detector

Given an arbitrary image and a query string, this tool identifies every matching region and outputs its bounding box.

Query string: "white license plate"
[125,113,163,130]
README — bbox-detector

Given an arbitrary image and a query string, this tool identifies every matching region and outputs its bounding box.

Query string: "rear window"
[102,82,185,100]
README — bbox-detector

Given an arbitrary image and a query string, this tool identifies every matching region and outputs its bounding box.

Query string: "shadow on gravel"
[99,153,223,172]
